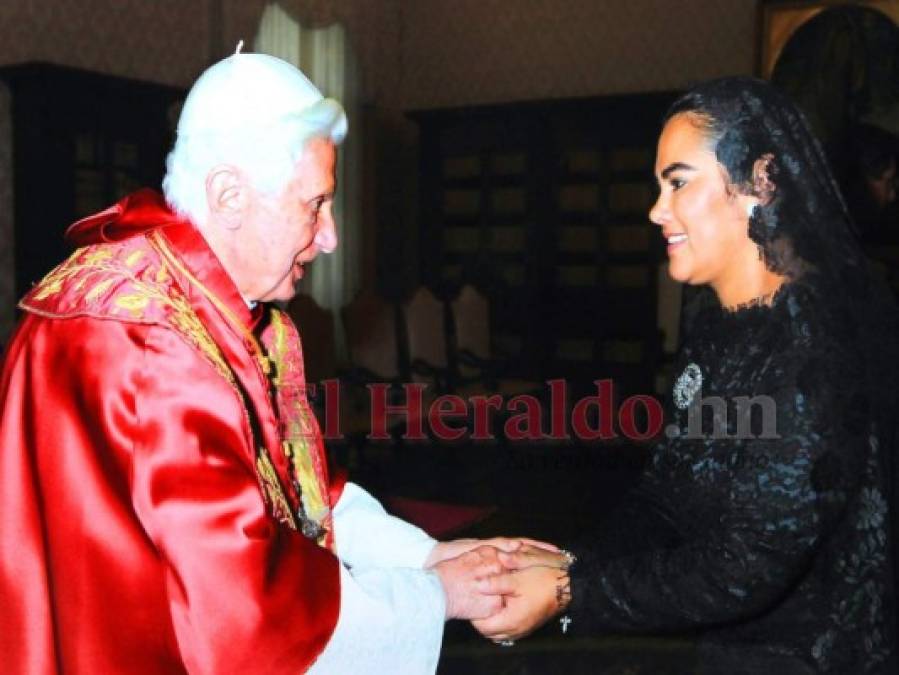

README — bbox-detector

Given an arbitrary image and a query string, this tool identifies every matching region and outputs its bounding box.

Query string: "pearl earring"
[747,203,758,218]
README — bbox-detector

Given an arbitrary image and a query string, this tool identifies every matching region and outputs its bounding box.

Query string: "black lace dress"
[568,279,897,674]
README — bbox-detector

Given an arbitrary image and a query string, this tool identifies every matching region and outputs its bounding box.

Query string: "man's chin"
[257,281,300,305]
[273,289,300,305]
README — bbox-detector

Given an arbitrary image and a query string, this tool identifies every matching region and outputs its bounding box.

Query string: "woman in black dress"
[477,77,899,674]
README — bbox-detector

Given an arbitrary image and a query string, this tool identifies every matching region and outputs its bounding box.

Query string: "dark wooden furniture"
[409,92,677,394]
[0,63,184,299]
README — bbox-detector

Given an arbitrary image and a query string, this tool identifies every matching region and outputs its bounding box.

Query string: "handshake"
[425,537,574,643]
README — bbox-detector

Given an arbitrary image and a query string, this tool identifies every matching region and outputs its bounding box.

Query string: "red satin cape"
[0,191,341,673]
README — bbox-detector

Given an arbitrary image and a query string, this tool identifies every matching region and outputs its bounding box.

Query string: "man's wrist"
[423,542,441,569]
[425,568,451,620]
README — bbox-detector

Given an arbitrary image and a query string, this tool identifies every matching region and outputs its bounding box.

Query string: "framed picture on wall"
[758,0,899,78]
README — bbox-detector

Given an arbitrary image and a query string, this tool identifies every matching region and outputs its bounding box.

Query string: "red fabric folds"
[0,192,341,673]
[65,188,182,246]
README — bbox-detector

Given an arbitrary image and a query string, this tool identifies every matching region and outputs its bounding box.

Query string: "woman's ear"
[206,166,245,230]
[751,153,777,206]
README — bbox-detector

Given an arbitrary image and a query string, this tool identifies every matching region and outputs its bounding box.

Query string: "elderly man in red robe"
[0,49,562,673]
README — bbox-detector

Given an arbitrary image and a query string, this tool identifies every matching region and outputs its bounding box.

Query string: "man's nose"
[314,212,338,254]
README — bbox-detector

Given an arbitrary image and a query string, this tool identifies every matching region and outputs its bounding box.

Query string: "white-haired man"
[0,52,556,673]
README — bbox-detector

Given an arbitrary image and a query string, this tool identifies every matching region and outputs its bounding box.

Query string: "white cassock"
[308,482,446,674]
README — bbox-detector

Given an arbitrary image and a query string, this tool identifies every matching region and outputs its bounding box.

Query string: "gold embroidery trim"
[257,450,299,530]
[25,240,297,531]
[268,309,330,530]
[25,245,234,384]
[149,232,271,376]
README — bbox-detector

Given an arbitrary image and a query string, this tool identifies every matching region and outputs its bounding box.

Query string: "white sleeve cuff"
[308,563,446,674]
[332,482,437,570]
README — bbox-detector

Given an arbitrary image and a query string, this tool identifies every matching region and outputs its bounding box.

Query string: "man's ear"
[206,166,245,230]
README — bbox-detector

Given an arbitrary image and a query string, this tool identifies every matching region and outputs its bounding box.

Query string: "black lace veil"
[667,77,865,283]
[665,74,899,594]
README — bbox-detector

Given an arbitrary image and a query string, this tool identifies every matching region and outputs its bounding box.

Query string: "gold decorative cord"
[149,231,271,376]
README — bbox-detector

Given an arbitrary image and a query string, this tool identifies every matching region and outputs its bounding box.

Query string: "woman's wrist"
[556,549,576,632]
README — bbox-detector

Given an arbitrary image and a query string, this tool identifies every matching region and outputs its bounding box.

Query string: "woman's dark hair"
[663,80,899,522]
[664,76,861,283]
